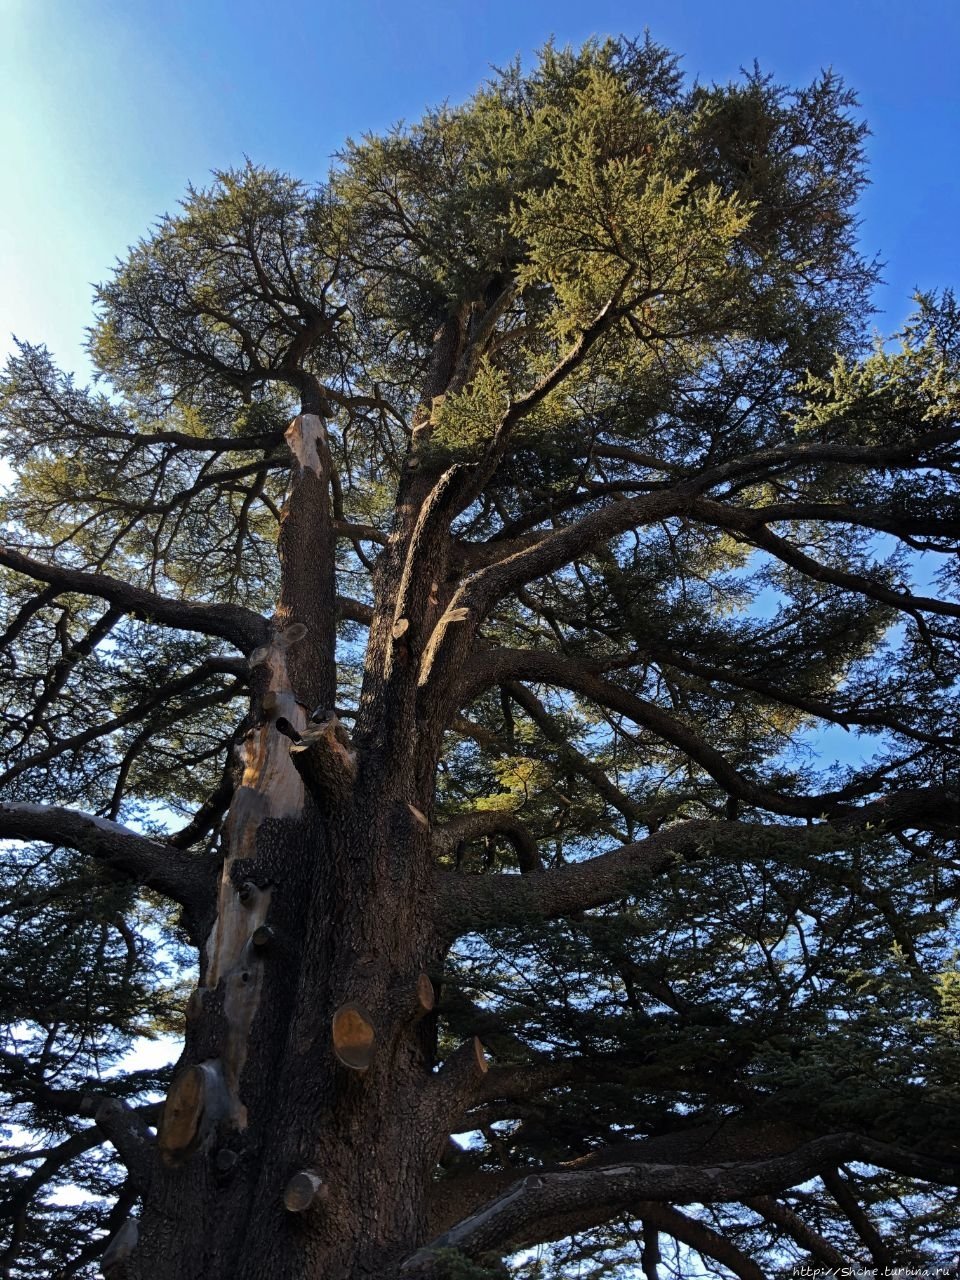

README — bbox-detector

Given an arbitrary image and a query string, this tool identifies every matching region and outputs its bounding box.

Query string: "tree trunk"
[131,790,455,1280]
[118,407,465,1280]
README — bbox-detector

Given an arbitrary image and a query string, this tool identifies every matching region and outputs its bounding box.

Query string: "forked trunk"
[104,406,476,1280]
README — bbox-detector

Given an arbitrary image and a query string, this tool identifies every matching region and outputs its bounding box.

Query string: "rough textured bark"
[114,405,464,1280]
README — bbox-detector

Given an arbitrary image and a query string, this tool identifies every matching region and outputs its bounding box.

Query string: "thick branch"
[337,595,374,626]
[0,801,217,915]
[402,1135,959,1271]
[94,1097,158,1191]
[0,546,267,652]
[276,411,337,708]
[435,821,707,935]
[434,811,956,936]
[168,765,234,849]
[433,810,542,873]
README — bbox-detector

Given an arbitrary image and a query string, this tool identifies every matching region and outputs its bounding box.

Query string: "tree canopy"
[0,35,958,1280]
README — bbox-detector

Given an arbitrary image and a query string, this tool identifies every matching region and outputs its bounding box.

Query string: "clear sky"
[0,0,958,381]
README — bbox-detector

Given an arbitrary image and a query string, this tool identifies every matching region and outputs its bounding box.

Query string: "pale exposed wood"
[205,635,303,987]
[332,1002,376,1071]
[158,1065,206,1160]
[159,1060,229,1163]
[392,617,410,638]
[471,1036,489,1075]
[418,604,473,688]
[221,950,263,1125]
[390,971,436,1025]
[284,413,327,476]
[416,972,436,1016]
[191,446,321,1137]
[407,803,430,828]
[283,1169,328,1213]
[278,621,308,646]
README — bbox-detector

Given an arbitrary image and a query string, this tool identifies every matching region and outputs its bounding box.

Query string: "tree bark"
[122,408,457,1280]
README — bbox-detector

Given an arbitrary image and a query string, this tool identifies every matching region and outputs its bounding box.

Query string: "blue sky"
[1,0,958,382]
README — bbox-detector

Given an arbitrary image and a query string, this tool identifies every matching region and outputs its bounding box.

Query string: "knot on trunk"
[278,712,358,807]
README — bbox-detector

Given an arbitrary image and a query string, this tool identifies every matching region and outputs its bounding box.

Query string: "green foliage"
[0,30,958,1279]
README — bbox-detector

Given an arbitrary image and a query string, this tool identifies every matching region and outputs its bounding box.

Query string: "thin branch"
[458,649,960,824]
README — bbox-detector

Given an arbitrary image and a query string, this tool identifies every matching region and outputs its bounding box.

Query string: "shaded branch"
[168,763,235,849]
[635,1203,765,1280]
[402,1135,960,1272]
[435,821,706,936]
[94,1096,158,1191]
[0,545,268,652]
[0,801,218,916]
[337,595,374,626]
[745,1195,849,1270]
[434,810,958,936]
[0,1129,104,1277]
[432,810,542,874]
[820,1167,894,1270]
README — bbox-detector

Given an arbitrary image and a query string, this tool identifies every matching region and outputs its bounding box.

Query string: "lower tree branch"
[0,1129,103,1277]
[60,1179,139,1278]
[820,1167,895,1269]
[436,812,960,938]
[638,1202,765,1280]
[94,1097,159,1192]
[435,820,712,935]
[0,801,218,920]
[745,1195,849,1269]
[401,1135,960,1272]
[0,545,268,652]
